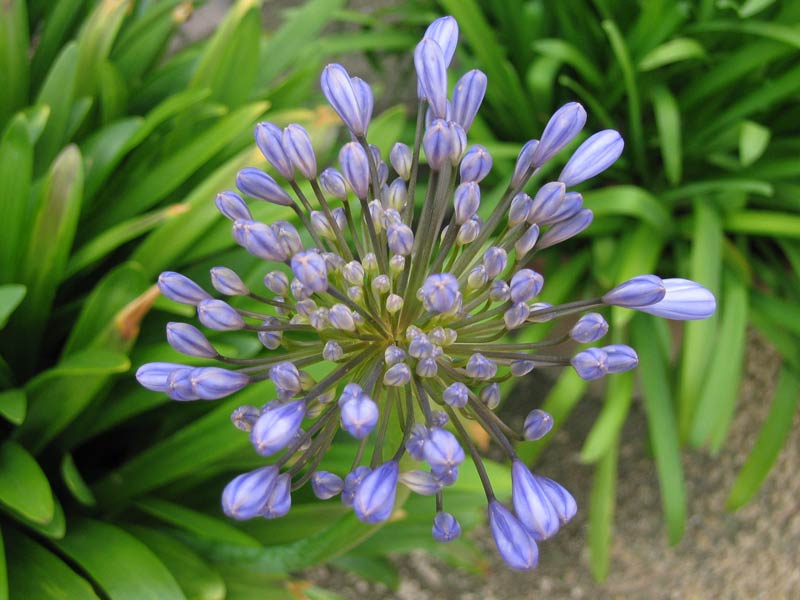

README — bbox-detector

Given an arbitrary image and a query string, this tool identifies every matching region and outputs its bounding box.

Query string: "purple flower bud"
[329,304,356,331]
[387,223,414,256]
[341,466,371,507]
[447,121,467,165]
[511,360,535,377]
[260,472,292,519]
[254,122,294,180]
[166,322,218,358]
[523,409,553,440]
[432,511,462,542]
[415,38,448,118]
[165,368,197,401]
[321,64,368,136]
[158,271,210,305]
[231,404,260,432]
[263,271,289,296]
[452,69,487,132]
[222,466,279,520]
[443,382,469,408]
[511,461,560,541]
[323,340,343,362]
[602,344,639,373]
[536,475,577,524]
[406,423,429,461]
[191,367,250,400]
[633,278,717,320]
[320,167,348,199]
[515,224,540,258]
[352,77,374,131]
[422,273,460,313]
[545,191,583,225]
[215,191,252,221]
[504,302,531,330]
[453,182,480,225]
[210,266,249,296]
[570,313,609,343]
[136,362,185,392]
[282,124,317,180]
[424,16,458,66]
[269,362,301,396]
[251,400,306,456]
[466,353,497,380]
[197,299,245,331]
[312,471,344,500]
[390,143,412,180]
[486,281,508,304]
[511,140,539,188]
[602,274,666,308]
[274,220,303,258]
[341,393,379,438]
[384,345,406,366]
[482,247,507,278]
[236,167,293,206]
[488,500,539,570]
[353,461,399,523]
[416,357,438,378]
[399,470,441,496]
[508,193,533,226]
[531,102,587,167]
[423,119,451,171]
[459,145,492,183]
[435,466,459,487]
[467,265,486,291]
[386,178,407,211]
[339,142,370,199]
[291,251,328,294]
[457,215,481,245]
[571,347,609,380]
[558,130,624,187]
[480,382,501,409]
[384,362,411,386]
[233,220,287,262]
[510,269,544,303]
[528,181,566,224]
[423,427,465,473]
[536,208,593,249]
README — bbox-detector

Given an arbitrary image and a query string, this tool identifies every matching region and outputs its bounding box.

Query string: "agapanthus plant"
[137,17,716,570]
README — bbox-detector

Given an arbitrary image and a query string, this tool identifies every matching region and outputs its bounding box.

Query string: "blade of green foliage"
[532,39,603,88]
[82,117,142,200]
[588,439,618,582]
[638,37,706,71]
[61,453,96,507]
[688,19,800,49]
[213,564,288,600]
[723,210,800,238]
[73,0,130,99]
[33,41,78,171]
[581,368,633,464]
[55,518,186,600]
[739,120,771,166]
[651,84,682,185]
[726,365,800,510]
[0,389,26,425]
[0,115,34,280]
[125,526,227,600]
[584,185,673,234]
[29,0,86,91]
[0,441,54,525]
[0,528,5,600]
[5,530,99,600]
[632,315,687,544]
[0,285,26,329]
[0,0,29,127]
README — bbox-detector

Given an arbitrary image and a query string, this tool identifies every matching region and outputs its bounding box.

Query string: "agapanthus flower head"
[138,16,715,571]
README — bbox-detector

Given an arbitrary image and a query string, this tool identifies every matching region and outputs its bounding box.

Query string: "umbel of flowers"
[137,17,715,570]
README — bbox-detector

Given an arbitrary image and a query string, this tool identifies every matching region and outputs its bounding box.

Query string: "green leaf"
[0,389,26,425]
[583,185,673,232]
[0,285,26,329]
[55,518,186,600]
[15,493,66,540]
[5,530,99,600]
[125,526,226,600]
[29,0,85,90]
[0,441,54,525]
[0,0,29,126]
[34,42,78,171]
[726,366,800,510]
[531,38,603,88]
[0,115,33,280]
[723,210,800,238]
[73,0,131,99]
[61,453,96,507]
[651,85,682,185]
[0,528,5,600]
[82,117,143,201]
[638,37,706,71]
[580,370,633,464]
[632,315,686,544]
[588,440,617,582]
[739,120,771,166]
[688,19,800,49]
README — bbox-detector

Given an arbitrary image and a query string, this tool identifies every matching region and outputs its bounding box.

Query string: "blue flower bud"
[166,368,198,401]
[341,466,372,507]
[432,511,462,542]
[329,304,356,331]
[459,144,492,183]
[558,129,624,187]
[384,345,406,367]
[405,423,428,461]
[190,367,250,400]
[602,344,639,373]
[260,472,292,519]
[323,340,343,362]
[339,142,370,199]
[511,360,535,377]
[269,362,301,396]
[282,123,317,179]
[489,279,510,302]
[408,335,433,359]
[633,278,717,320]
[251,400,306,456]
[231,404,260,432]
[528,181,566,224]
[511,139,539,188]
[399,470,441,495]
[448,121,467,165]
[158,271,210,305]
[457,215,481,245]
[480,382,501,409]
[263,273,288,298]
[504,302,531,330]
[321,64,368,136]
[210,266,249,296]
[166,322,218,358]
[215,191,252,221]
[466,353,497,380]
[312,471,344,500]
[536,475,577,524]
[386,178,407,211]
[310,210,335,240]
[510,269,544,303]
[488,500,539,570]
[319,167,348,199]
[387,223,414,256]
[222,466,279,520]
[291,251,328,293]
[523,409,553,440]
[431,410,449,428]
[197,299,245,331]
[515,224,540,258]
[443,382,469,408]
[136,362,186,392]
[254,122,294,180]
[415,38,448,118]
[352,78,374,134]
[423,119,452,171]
[341,393,379,438]
[452,69,487,132]
[352,461,399,523]
[422,273,459,313]
[536,208,593,249]
[465,265,487,291]
[423,427,465,473]
[233,220,287,262]
[236,167,293,206]
[384,362,411,386]
[424,16,458,65]
[338,383,363,406]
[531,102,587,167]
[453,182,480,225]
[508,193,533,225]
[290,279,312,301]
[511,461,560,541]
[482,247,507,278]
[274,220,303,258]
[571,347,609,380]
[434,466,459,486]
[602,274,666,308]
[545,191,583,225]
[570,313,609,343]
[416,357,438,378]
[390,143,412,180]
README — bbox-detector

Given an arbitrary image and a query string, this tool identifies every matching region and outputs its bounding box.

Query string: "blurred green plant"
[371,0,800,580]
[0,1,505,597]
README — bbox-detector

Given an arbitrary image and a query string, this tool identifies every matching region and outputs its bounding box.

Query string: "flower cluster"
[137,17,715,570]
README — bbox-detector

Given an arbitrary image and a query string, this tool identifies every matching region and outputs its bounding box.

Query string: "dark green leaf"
[0,115,33,280]
[61,453,96,507]
[0,285,26,329]
[73,0,130,99]
[330,555,399,590]
[0,0,29,126]
[651,85,682,185]
[0,441,54,525]
[81,117,143,201]
[638,37,706,71]
[584,186,672,232]
[34,42,78,171]
[0,389,26,425]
